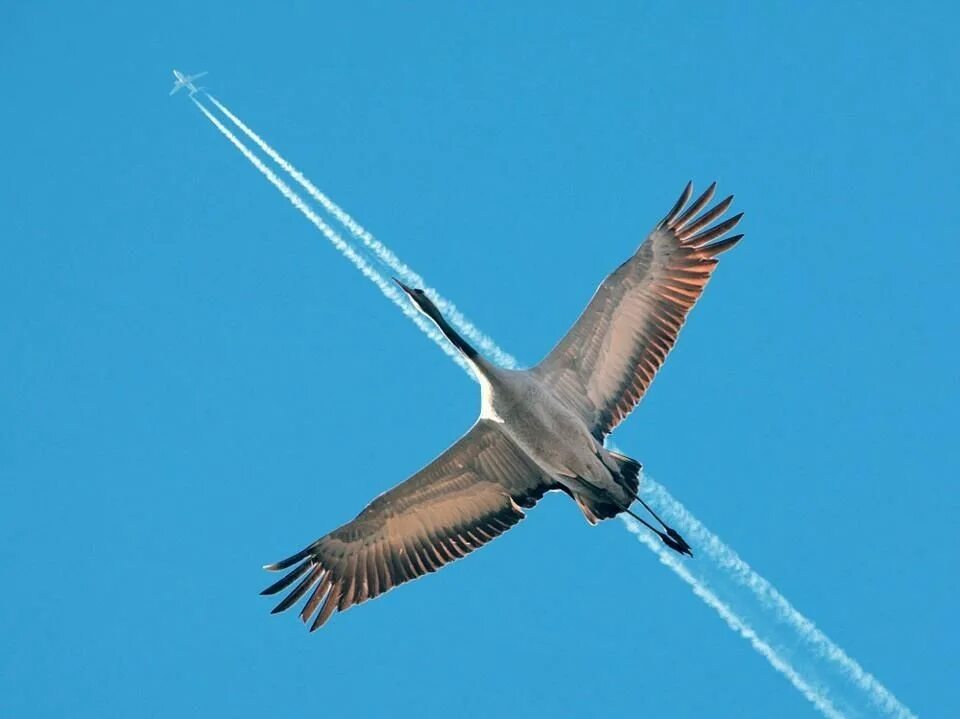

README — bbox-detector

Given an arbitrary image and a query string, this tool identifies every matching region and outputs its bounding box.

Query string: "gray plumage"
[263,182,743,630]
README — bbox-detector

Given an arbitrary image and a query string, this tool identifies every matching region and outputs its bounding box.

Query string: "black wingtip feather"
[263,545,313,571]
[672,182,717,230]
[658,181,693,228]
[269,565,321,614]
[677,195,735,240]
[687,212,744,247]
[301,575,333,623]
[310,588,341,631]
[702,233,744,257]
[261,561,312,596]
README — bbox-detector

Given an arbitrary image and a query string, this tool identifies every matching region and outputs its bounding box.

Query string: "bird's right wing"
[262,420,554,630]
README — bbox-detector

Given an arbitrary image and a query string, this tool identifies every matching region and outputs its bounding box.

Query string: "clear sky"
[2,2,956,717]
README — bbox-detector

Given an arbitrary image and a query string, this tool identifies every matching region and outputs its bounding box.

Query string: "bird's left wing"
[262,419,554,631]
[533,182,743,440]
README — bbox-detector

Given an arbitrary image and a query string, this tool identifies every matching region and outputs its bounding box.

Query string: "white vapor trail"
[190,97,474,376]
[637,478,918,719]
[190,92,916,719]
[622,517,846,719]
[205,95,519,370]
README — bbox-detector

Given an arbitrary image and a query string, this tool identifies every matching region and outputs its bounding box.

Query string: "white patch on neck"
[473,363,504,424]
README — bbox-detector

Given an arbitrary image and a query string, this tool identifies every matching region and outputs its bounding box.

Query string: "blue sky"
[2,2,956,717]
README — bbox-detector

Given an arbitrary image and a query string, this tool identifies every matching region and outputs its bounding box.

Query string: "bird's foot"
[659,527,693,557]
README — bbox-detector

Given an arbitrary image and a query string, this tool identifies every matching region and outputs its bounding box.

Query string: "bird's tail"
[606,450,641,498]
[573,451,643,524]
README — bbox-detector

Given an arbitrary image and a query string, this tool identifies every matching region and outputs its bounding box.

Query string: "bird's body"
[477,363,632,511]
[263,182,743,630]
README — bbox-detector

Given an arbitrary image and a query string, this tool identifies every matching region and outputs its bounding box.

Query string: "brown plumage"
[533,182,742,439]
[263,420,554,630]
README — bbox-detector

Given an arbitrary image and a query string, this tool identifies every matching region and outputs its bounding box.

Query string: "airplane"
[169,69,207,97]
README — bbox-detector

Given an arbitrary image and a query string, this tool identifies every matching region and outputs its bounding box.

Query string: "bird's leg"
[622,507,693,557]
[627,493,692,556]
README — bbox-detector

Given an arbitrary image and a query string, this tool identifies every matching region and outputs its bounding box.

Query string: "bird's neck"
[432,311,479,362]
[431,309,504,383]
[422,304,501,385]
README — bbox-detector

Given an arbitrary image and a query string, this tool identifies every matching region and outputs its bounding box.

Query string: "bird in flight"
[263,182,743,631]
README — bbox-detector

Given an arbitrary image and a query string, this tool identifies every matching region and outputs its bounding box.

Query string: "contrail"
[190,97,474,376]
[623,517,847,719]
[205,94,519,370]
[636,478,918,719]
[189,92,915,719]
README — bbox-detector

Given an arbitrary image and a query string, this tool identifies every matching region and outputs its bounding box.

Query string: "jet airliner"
[170,69,207,97]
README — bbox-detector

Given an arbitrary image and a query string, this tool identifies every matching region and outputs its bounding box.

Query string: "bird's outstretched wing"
[534,182,743,440]
[262,420,553,630]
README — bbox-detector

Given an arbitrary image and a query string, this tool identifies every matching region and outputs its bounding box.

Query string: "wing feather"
[262,420,553,630]
[673,182,716,230]
[534,182,743,439]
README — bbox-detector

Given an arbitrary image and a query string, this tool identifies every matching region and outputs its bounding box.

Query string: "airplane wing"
[169,84,182,96]
[188,72,208,82]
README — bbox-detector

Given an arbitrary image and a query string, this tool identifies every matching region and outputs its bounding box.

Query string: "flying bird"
[263,182,743,630]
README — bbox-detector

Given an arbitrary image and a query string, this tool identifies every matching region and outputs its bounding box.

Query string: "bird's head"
[394,279,443,323]
[393,278,479,361]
